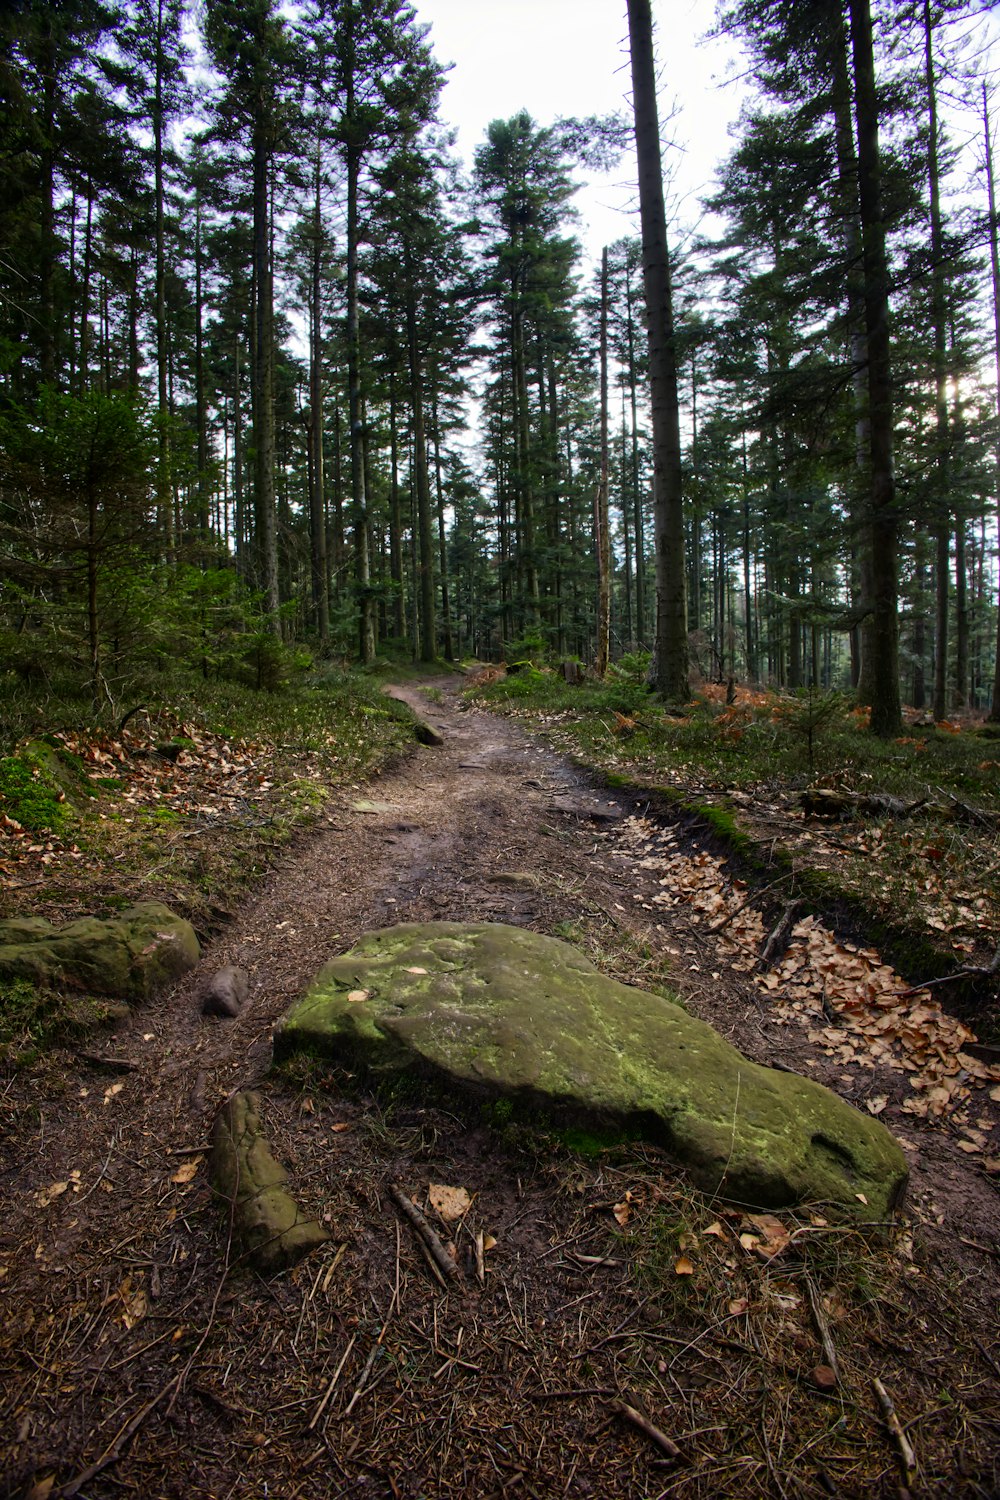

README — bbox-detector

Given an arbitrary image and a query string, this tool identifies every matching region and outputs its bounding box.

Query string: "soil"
[1,678,998,1499]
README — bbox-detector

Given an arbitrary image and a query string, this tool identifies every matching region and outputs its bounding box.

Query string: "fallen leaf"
[957,1139,981,1154]
[613,1200,631,1227]
[404,966,428,974]
[746,1213,791,1257]
[346,990,369,1004]
[171,1156,202,1185]
[728,1297,749,1316]
[674,1255,695,1276]
[990,1085,1000,1103]
[331,1122,351,1133]
[428,1183,472,1222]
[984,1158,1000,1175]
[812,1364,838,1390]
[483,1233,497,1251]
[866,1096,888,1115]
[102,1082,124,1105]
[35,1181,69,1208]
[26,1478,55,1500]
[855,1192,868,1206]
[703,1220,728,1241]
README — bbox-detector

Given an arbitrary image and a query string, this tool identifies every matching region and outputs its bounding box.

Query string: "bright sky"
[411,0,749,262]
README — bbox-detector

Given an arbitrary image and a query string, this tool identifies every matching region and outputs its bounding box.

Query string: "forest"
[1,0,999,733]
[3,5,1000,1496]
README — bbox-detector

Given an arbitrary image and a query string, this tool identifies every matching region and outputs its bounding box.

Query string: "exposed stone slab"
[211,1091,329,1274]
[275,922,908,1221]
[0,901,200,999]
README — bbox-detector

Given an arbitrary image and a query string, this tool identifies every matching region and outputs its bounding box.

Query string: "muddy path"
[1,678,998,1499]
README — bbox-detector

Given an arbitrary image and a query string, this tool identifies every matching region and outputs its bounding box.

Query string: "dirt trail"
[1,678,998,1499]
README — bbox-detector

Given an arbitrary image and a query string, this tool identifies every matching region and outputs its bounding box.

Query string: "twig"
[708,872,793,932]
[895,944,1000,998]
[757,899,806,971]
[475,1229,485,1286]
[388,1182,461,1285]
[58,1373,180,1496]
[805,1276,839,1386]
[308,1334,357,1430]
[607,1399,681,1460]
[79,1052,140,1074]
[872,1376,916,1486]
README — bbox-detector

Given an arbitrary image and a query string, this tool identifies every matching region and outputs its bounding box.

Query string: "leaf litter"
[612,815,1000,1173]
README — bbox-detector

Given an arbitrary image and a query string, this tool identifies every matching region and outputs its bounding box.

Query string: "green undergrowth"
[467,668,1000,1008]
[0,976,126,1067]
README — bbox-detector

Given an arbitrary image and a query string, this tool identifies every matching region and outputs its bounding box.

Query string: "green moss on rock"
[0,901,200,999]
[211,1091,329,1274]
[275,922,908,1222]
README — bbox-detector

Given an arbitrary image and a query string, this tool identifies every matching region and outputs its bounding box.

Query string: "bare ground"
[1,678,998,1499]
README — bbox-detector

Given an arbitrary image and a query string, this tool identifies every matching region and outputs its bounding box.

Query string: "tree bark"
[309,147,330,643]
[252,107,280,633]
[595,246,611,678]
[848,0,902,737]
[923,0,951,721]
[983,84,1000,721]
[626,0,688,702]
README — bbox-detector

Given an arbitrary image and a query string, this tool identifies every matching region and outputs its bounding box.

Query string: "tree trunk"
[346,128,375,663]
[431,388,455,663]
[309,149,330,643]
[252,110,280,632]
[626,0,688,702]
[984,84,1000,721]
[595,246,611,678]
[406,285,436,662]
[154,0,174,555]
[388,376,406,642]
[848,0,901,737]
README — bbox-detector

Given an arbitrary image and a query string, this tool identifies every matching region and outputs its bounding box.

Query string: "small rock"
[413,720,444,747]
[202,966,248,1019]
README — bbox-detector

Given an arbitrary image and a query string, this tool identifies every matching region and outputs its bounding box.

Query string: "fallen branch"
[607,1399,681,1460]
[707,872,793,933]
[308,1333,357,1430]
[757,900,805,972]
[872,1376,916,1487]
[387,1182,461,1285]
[806,1276,839,1387]
[59,1374,180,1497]
[895,945,1000,999]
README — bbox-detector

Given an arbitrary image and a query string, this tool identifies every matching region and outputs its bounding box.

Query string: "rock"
[211,1092,329,1274]
[413,719,444,747]
[0,901,200,1000]
[275,922,907,1222]
[202,966,249,1018]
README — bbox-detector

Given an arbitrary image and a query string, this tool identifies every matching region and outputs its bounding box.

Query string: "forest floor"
[1,674,999,1499]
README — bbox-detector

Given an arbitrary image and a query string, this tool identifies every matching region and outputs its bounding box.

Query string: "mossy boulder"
[0,901,200,1000]
[211,1091,329,1274]
[275,922,908,1222]
[0,740,93,832]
